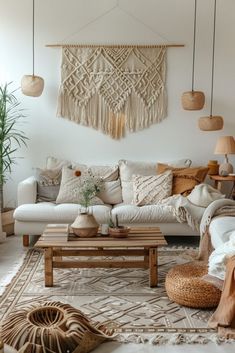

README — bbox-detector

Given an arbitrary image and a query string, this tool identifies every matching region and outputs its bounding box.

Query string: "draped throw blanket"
[57,46,167,139]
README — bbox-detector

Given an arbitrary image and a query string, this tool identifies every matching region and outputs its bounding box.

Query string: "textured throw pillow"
[132,170,173,206]
[73,163,119,182]
[98,180,123,205]
[36,168,62,202]
[119,159,193,204]
[157,163,209,195]
[56,167,104,205]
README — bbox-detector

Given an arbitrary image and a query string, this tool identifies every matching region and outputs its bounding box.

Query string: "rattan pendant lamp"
[21,0,44,97]
[181,0,205,110]
[198,0,223,131]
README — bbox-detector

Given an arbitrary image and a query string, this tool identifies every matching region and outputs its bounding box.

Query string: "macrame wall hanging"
[57,44,167,139]
[47,1,184,139]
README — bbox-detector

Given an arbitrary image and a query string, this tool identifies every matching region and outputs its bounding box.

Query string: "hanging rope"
[191,0,197,92]
[46,0,184,48]
[32,0,35,76]
[210,0,217,116]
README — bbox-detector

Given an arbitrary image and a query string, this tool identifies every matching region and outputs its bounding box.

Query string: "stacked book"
[41,224,69,241]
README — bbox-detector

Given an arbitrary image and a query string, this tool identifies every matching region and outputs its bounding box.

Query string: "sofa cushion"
[119,158,192,204]
[112,203,177,223]
[36,168,61,202]
[132,171,173,206]
[56,167,104,205]
[73,163,119,182]
[157,163,209,196]
[47,157,119,181]
[98,180,122,205]
[14,203,112,224]
[46,156,71,169]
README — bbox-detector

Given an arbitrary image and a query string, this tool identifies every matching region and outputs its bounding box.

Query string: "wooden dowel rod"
[45,43,185,48]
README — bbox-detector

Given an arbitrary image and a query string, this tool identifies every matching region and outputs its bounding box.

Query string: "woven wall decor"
[1,301,114,353]
[57,45,167,139]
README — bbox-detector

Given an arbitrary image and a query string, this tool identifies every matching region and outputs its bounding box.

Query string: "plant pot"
[109,226,130,238]
[2,208,14,236]
[71,213,99,237]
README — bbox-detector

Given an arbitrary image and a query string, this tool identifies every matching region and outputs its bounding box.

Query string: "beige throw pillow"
[73,163,119,182]
[132,170,173,206]
[56,167,104,205]
[36,168,61,202]
[98,180,123,205]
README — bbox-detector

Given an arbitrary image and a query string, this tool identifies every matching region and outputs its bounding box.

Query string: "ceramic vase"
[71,212,99,237]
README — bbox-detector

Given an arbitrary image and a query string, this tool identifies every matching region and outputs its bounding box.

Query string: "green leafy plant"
[0,83,28,212]
[77,170,103,210]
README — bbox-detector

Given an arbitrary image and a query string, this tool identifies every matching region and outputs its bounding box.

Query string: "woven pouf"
[1,301,114,353]
[165,261,221,308]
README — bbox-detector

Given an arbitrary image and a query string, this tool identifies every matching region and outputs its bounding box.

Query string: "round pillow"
[1,301,114,353]
[165,261,221,308]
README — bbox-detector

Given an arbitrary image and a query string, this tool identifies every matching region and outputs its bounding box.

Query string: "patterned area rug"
[0,246,223,345]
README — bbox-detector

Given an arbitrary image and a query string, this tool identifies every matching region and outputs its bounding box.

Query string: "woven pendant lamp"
[181,0,205,110]
[21,0,44,97]
[199,0,223,131]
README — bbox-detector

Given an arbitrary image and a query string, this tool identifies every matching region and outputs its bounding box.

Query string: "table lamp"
[214,136,235,175]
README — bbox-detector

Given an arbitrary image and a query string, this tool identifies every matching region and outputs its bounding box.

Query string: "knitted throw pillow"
[132,170,173,206]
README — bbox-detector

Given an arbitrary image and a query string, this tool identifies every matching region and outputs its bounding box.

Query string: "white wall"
[0,0,235,207]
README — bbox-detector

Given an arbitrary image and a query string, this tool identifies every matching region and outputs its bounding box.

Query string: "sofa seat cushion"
[14,203,112,224]
[112,203,177,223]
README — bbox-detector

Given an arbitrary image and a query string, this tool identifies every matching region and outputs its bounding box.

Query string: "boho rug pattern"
[0,246,224,345]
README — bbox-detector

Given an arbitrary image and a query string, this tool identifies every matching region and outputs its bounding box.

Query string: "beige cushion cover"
[56,167,103,205]
[46,157,119,181]
[73,163,119,182]
[133,170,173,206]
[36,168,61,202]
[98,180,122,205]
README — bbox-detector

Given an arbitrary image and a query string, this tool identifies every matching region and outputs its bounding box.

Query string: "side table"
[210,175,235,199]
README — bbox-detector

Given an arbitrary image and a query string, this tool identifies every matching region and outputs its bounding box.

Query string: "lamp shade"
[214,136,235,155]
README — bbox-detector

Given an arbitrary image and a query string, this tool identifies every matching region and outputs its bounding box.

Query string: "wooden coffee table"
[34,227,167,288]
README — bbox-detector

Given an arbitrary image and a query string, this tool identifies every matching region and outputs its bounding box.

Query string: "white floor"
[0,235,234,353]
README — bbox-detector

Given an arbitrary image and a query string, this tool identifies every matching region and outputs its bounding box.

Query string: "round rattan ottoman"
[165,261,221,308]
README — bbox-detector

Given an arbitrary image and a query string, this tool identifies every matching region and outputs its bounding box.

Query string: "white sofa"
[14,158,198,245]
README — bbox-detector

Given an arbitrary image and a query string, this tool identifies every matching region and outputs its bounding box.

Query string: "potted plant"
[71,171,103,237]
[109,215,130,238]
[0,83,28,235]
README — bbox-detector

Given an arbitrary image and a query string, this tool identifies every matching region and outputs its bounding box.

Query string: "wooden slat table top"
[35,227,167,248]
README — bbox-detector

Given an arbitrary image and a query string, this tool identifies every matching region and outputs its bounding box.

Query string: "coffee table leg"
[149,248,158,287]
[45,248,53,287]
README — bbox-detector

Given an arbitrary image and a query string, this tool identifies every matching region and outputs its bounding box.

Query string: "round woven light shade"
[198,115,223,131]
[21,75,44,97]
[181,91,205,110]
[165,261,221,308]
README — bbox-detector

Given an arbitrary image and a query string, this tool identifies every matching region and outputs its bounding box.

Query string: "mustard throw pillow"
[157,163,209,195]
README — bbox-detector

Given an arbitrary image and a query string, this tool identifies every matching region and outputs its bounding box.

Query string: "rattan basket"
[165,261,221,308]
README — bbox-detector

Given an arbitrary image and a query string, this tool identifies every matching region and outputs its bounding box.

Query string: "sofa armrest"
[17,176,37,206]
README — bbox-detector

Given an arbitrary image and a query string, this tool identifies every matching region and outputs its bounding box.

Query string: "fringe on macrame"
[57,90,167,139]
